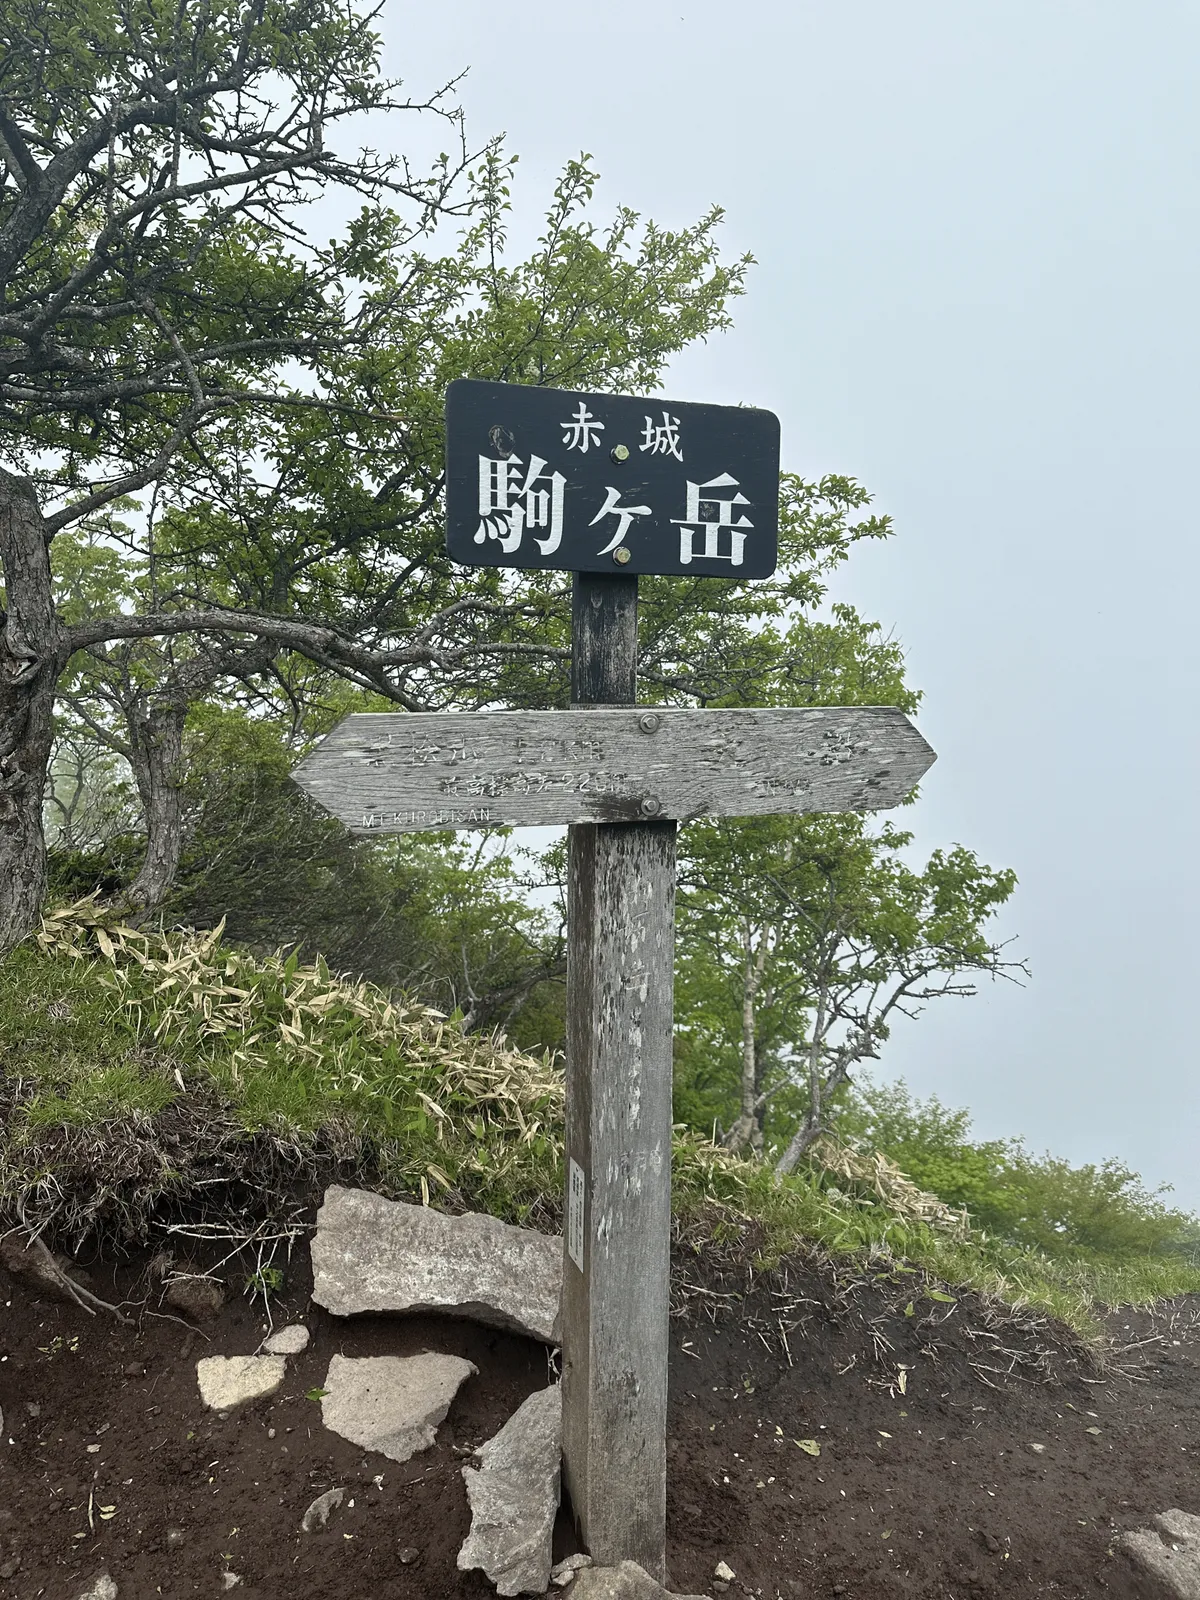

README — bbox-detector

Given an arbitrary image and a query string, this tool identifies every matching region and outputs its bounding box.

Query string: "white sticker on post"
[567,1158,587,1272]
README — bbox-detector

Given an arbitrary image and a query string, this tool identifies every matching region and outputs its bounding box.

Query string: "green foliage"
[9,904,566,1222]
[1,0,426,477]
[3,910,1198,1335]
[673,813,1021,1162]
[158,707,566,1052]
[997,1154,1195,1262]
[839,1080,1016,1221]
[846,1079,1198,1263]
[22,1062,176,1128]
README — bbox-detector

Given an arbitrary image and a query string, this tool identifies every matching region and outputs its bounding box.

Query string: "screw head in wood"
[610,443,630,463]
[613,546,632,564]
[638,713,662,734]
[639,796,663,816]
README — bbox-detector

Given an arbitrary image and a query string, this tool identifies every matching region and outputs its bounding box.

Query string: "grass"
[3,900,1199,1339]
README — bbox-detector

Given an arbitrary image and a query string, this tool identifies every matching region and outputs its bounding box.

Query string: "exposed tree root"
[0,1220,133,1324]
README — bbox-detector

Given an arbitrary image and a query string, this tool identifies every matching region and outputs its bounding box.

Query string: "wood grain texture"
[290,706,936,834]
[561,818,676,1580]
[571,572,638,704]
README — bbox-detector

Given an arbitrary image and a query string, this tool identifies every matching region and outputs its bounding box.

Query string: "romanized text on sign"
[445,379,781,578]
[291,706,936,835]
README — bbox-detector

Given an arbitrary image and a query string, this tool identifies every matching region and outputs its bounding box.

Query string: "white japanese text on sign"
[447,380,780,579]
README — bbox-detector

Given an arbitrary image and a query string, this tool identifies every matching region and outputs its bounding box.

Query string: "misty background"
[387,2,1198,1204]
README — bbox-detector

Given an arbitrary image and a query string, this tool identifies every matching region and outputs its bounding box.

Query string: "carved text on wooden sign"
[291,706,936,834]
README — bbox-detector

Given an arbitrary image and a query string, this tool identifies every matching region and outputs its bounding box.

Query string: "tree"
[0,0,762,944]
[673,814,1024,1172]
[54,456,902,918]
[160,704,568,1048]
[0,0,479,943]
[36,144,757,916]
[845,1078,1200,1261]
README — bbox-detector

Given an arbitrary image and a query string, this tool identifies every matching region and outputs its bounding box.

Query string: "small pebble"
[263,1324,309,1355]
[301,1487,346,1533]
[397,1547,420,1564]
[551,1554,593,1587]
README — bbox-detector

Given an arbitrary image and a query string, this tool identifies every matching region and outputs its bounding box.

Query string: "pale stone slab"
[458,1385,562,1596]
[319,1352,476,1462]
[72,1578,118,1600]
[311,1187,562,1343]
[263,1323,310,1355]
[1122,1509,1200,1598]
[569,1562,711,1600]
[196,1355,286,1413]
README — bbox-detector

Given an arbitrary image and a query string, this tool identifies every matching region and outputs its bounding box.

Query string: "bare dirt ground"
[0,1228,1196,1600]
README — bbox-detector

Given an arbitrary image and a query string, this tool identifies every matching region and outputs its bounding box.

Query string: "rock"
[551,1553,595,1586]
[1121,1509,1200,1598]
[165,1274,225,1322]
[320,1352,476,1462]
[0,1555,20,1579]
[569,1562,712,1600]
[397,1547,421,1564]
[713,1562,735,1582]
[73,1576,118,1600]
[301,1487,346,1532]
[457,1385,562,1596]
[312,1186,562,1343]
[264,1323,310,1355]
[196,1354,286,1412]
[121,1362,144,1379]
[220,1573,242,1590]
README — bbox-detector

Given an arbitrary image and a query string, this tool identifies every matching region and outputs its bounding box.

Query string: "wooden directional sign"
[445,378,781,579]
[299,371,935,1587]
[291,706,936,834]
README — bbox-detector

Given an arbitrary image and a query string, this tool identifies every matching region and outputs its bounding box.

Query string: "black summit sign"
[445,378,780,579]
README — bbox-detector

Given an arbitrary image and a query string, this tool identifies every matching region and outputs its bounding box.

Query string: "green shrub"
[847,1078,1196,1262]
[3,909,1198,1335]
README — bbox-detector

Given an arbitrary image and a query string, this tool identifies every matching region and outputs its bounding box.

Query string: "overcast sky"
[391,2,1200,1206]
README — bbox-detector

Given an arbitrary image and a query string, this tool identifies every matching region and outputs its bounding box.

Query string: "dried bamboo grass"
[35,898,563,1142]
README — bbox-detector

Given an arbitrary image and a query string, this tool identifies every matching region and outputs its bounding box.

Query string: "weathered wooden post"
[292,377,936,1586]
[562,570,676,1577]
